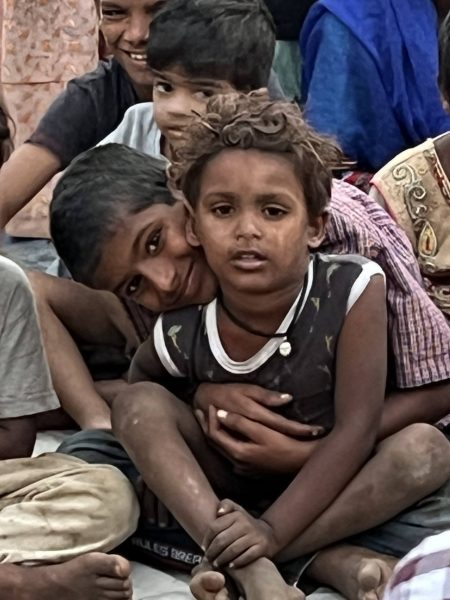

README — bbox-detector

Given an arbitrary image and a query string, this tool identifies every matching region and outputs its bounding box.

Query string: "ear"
[307,212,328,249]
[185,207,201,247]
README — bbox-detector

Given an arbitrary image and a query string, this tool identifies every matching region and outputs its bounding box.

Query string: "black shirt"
[28,59,139,168]
[264,0,317,40]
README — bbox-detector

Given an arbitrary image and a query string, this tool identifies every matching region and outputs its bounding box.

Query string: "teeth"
[129,53,146,61]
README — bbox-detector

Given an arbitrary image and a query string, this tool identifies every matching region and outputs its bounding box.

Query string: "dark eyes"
[155,82,173,94]
[124,230,161,297]
[146,230,161,254]
[263,206,287,218]
[125,275,142,297]
[210,205,288,218]
[195,89,216,100]
[101,8,125,19]
[211,205,233,216]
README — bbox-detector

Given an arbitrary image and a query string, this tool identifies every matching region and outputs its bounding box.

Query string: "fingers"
[228,545,262,569]
[206,525,250,566]
[202,512,236,553]
[195,409,209,434]
[217,498,239,516]
[216,409,324,439]
[211,536,251,567]
[249,387,294,407]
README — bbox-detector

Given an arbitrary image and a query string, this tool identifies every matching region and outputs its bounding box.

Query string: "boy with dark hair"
[100,0,278,153]
[51,144,175,286]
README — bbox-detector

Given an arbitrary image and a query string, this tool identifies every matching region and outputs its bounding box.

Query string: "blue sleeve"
[301,14,408,171]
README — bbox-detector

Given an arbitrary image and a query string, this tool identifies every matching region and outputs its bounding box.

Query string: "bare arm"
[379,381,450,438]
[0,417,36,459]
[129,335,168,383]
[0,144,61,228]
[262,275,387,554]
[30,271,139,429]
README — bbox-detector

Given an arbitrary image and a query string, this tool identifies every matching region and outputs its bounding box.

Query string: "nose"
[235,210,262,241]
[123,13,150,45]
[167,89,201,120]
[139,259,180,302]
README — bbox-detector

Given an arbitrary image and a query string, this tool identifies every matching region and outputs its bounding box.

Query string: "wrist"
[259,517,281,557]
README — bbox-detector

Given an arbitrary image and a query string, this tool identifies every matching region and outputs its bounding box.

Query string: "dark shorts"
[57,429,302,580]
[57,429,450,581]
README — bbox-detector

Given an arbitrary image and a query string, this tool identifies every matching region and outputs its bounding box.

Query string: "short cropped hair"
[147,0,276,91]
[50,144,174,285]
[170,93,342,218]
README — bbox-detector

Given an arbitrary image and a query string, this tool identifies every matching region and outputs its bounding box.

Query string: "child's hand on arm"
[261,273,388,556]
[203,499,277,568]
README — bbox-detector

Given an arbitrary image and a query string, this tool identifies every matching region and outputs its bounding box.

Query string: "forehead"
[200,148,303,192]
[152,66,233,91]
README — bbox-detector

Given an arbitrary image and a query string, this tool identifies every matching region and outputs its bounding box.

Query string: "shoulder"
[153,305,207,377]
[0,256,31,292]
[0,256,34,314]
[314,253,385,313]
[66,59,128,91]
[316,252,384,281]
[98,102,159,153]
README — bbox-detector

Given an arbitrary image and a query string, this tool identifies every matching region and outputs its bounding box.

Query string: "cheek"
[153,101,168,129]
[101,23,122,46]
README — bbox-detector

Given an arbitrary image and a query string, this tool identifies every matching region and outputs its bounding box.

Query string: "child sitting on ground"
[0,92,60,458]
[111,94,402,600]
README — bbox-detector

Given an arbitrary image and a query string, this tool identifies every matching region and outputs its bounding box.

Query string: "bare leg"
[112,383,303,600]
[0,553,132,600]
[307,545,397,600]
[277,424,450,560]
[29,271,138,429]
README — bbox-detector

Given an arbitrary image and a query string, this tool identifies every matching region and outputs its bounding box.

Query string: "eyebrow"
[152,70,225,89]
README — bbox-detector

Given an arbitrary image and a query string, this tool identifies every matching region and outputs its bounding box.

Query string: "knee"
[111,381,174,439]
[390,424,450,487]
[85,465,140,546]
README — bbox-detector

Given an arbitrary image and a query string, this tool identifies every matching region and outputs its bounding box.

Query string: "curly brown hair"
[170,92,342,218]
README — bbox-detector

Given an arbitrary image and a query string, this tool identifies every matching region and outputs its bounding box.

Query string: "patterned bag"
[372,135,450,319]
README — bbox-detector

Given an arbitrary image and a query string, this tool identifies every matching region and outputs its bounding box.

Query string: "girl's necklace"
[217,266,310,357]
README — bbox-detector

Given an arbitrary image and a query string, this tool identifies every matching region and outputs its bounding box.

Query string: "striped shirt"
[384,531,450,600]
[325,180,450,389]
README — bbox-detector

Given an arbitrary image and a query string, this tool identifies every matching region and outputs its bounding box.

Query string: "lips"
[230,249,268,270]
[121,49,148,64]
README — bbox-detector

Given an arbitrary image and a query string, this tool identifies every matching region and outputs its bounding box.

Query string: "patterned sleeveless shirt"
[153,253,384,433]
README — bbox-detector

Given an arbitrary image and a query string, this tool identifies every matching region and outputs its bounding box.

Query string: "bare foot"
[308,544,397,600]
[0,552,132,600]
[357,557,394,600]
[230,557,305,600]
[190,560,234,600]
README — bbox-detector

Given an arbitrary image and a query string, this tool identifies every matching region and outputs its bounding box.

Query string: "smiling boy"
[0,0,164,229]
